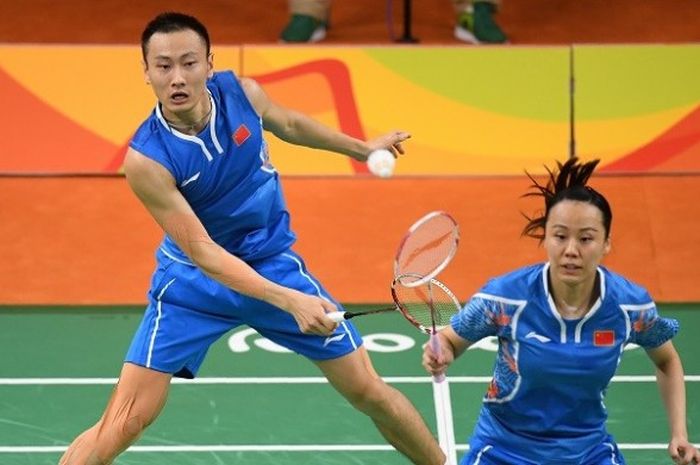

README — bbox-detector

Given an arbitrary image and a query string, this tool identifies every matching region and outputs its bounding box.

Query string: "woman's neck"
[549,271,600,320]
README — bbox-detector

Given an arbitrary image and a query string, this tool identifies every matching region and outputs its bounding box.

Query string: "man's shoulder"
[131,112,160,147]
[209,70,239,93]
[128,114,177,177]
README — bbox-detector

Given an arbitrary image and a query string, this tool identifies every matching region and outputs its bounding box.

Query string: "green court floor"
[1,305,698,465]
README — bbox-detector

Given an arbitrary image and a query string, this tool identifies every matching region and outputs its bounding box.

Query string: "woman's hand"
[422,331,456,377]
[669,437,700,464]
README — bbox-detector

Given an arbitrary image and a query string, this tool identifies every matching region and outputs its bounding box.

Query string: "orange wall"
[3,45,700,175]
[1,175,699,305]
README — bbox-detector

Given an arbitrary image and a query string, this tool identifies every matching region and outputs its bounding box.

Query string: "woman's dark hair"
[521,157,612,241]
[141,12,210,62]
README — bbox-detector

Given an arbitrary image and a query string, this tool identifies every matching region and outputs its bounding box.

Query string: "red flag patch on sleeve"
[233,124,251,146]
[594,330,615,347]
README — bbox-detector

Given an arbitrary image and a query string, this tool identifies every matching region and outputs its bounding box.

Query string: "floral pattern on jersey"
[452,295,525,402]
[486,336,520,402]
[626,305,679,348]
[452,296,519,341]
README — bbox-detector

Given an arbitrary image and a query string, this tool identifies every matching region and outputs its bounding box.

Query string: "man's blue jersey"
[129,71,295,263]
[124,72,362,378]
[452,263,679,464]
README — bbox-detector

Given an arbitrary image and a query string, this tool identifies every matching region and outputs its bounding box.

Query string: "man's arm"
[239,76,410,161]
[123,148,338,335]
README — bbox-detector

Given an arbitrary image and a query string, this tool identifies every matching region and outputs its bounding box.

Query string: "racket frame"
[393,210,459,288]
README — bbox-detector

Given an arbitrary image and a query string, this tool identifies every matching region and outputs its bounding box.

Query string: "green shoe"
[454,2,508,44]
[280,14,327,43]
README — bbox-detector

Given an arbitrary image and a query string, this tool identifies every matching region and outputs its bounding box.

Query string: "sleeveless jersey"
[129,71,295,264]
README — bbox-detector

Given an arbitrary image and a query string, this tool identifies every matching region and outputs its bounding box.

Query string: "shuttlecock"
[367,149,396,178]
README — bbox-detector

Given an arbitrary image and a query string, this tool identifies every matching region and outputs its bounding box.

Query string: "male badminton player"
[59,11,445,465]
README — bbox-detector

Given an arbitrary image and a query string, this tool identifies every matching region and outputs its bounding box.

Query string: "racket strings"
[393,281,459,331]
[399,230,454,270]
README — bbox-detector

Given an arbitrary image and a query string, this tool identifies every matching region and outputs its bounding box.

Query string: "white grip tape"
[326,311,347,323]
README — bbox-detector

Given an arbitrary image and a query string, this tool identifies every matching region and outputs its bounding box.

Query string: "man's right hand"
[278,289,339,336]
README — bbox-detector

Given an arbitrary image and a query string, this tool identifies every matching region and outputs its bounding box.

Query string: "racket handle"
[326,311,348,323]
[430,333,446,383]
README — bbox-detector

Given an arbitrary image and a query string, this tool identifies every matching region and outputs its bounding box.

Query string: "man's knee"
[90,415,148,463]
[343,377,395,412]
[122,415,145,440]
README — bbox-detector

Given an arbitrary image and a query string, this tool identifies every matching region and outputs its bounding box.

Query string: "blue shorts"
[463,437,626,465]
[125,248,362,378]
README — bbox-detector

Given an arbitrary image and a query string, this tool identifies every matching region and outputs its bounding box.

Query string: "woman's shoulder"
[479,263,545,297]
[600,266,653,305]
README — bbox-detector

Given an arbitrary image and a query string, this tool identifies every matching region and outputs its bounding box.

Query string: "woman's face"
[544,199,611,288]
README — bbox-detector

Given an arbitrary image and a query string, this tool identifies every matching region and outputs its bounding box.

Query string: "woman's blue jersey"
[129,71,295,264]
[452,263,679,463]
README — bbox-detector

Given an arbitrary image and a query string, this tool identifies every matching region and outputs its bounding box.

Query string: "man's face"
[143,29,212,117]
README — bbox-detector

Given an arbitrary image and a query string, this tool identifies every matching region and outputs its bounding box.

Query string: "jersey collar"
[154,91,224,161]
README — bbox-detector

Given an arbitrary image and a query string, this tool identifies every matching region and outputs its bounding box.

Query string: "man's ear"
[142,61,151,85]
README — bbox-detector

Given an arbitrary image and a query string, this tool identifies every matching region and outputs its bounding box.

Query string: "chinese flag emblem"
[233,124,251,146]
[594,330,615,347]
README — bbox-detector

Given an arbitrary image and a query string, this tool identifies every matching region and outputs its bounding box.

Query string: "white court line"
[1,443,697,453]
[2,377,698,455]
[1,375,698,454]
[0,375,698,385]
